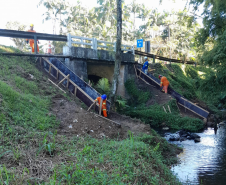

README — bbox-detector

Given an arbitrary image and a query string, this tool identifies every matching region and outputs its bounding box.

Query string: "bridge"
[0,29,208,119]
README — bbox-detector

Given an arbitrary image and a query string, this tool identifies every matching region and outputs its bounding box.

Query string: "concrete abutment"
[63,46,136,97]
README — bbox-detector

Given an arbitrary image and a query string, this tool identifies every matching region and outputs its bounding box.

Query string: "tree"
[5,21,28,51]
[189,0,226,76]
[110,0,122,105]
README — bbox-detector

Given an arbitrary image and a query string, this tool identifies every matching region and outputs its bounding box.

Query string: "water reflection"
[170,125,226,185]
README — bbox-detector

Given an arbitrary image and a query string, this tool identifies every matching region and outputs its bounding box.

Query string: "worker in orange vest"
[159,75,170,94]
[26,24,39,53]
[95,94,107,117]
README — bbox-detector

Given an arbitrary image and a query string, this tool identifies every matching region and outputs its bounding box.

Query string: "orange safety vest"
[26,30,38,43]
[95,97,107,110]
[160,76,169,87]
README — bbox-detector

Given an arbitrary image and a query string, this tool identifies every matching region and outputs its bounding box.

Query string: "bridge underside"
[63,47,136,97]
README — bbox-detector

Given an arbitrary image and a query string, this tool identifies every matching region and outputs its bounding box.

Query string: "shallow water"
[170,125,226,185]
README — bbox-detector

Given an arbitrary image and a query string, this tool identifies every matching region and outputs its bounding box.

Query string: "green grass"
[0,45,181,184]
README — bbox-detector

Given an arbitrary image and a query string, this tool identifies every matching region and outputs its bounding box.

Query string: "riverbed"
[169,124,226,185]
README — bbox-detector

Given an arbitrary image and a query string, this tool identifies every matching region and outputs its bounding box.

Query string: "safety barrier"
[135,66,209,119]
[67,34,134,54]
[39,57,111,112]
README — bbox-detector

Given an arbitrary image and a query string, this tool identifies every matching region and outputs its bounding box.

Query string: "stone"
[181,134,187,137]
[100,133,106,137]
[219,122,225,126]
[73,119,78,123]
[179,130,187,136]
[169,137,175,141]
[180,137,187,142]
[187,136,192,140]
[168,133,180,141]
[191,133,200,138]
[194,138,201,143]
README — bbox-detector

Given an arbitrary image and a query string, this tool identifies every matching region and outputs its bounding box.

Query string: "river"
[167,124,226,185]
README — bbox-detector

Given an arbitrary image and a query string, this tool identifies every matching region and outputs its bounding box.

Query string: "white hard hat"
[144,57,148,59]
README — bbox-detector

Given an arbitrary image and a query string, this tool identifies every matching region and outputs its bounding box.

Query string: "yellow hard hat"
[30,24,34,27]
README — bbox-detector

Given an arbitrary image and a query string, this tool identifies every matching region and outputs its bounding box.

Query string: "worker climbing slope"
[95,94,107,117]
[159,75,170,94]
[142,57,149,74]
[26,24,39,53]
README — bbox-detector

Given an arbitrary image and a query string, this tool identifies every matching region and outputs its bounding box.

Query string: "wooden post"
[176,101,180,112]
[56,69,59,80]
[163,106,167,113]
[184,99,186,112]
[67,75,70,88]
[168,105,171,113]
[40,57,42,65]
[49,64,52,74]
[99,98,103,115]
[74,86,77,96]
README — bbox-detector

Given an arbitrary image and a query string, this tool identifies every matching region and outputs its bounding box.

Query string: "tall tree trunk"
[110,0,122,107]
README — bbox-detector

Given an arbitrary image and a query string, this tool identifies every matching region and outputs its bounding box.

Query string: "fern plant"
[96,78,110,95]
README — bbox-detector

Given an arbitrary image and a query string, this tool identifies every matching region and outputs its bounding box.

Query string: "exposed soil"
[51,94,150,140]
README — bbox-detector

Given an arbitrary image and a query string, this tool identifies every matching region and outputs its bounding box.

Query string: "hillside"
[0,45,182,184]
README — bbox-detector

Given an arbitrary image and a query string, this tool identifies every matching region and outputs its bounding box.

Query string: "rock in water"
[194,138,201,143]
[191,133,201,138]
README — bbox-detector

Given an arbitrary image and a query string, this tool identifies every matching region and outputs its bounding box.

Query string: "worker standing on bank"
[142,57,149,74]
[159,75,170,94]
[95,94,107,117]
[26,24,39,53]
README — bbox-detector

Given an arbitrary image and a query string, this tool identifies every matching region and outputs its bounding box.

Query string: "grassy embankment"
[119,62,225,132]
[0,45,181,184]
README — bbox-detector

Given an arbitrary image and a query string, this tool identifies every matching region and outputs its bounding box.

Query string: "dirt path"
[51,94,150,140]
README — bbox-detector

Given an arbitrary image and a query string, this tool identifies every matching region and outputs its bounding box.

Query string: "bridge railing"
[67,33,134,54]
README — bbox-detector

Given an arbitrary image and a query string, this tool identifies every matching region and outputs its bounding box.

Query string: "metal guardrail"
[0,29,67,54]
[135,50,195,65]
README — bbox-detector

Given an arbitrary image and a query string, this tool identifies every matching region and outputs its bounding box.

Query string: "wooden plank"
[48,79,66,93]
[87,101,96,111]
[178,102,206,119]
[180,97,209,114]
[163,106,167,113]
[39,57,42,65]
[58,74,69,86]
[69,79,94,102]
[137,68,160,85]
[93,113,121,128]
[138,76,156,88]
[99,98,103,115]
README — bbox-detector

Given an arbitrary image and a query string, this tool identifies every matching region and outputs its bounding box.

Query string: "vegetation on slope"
[121,79,204,132]
[151,63,226,113]
[0,45,181,184]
